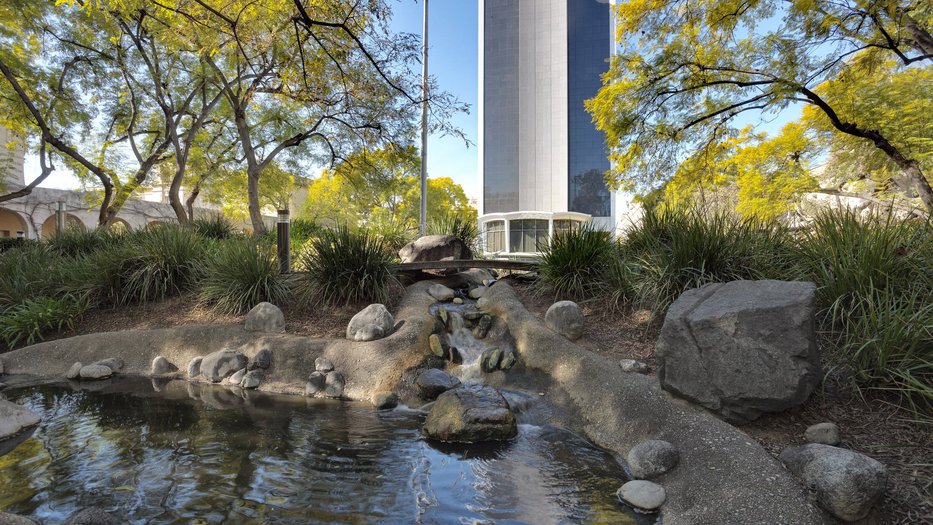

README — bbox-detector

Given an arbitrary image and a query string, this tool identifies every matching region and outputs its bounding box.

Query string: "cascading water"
[444,311,486,380]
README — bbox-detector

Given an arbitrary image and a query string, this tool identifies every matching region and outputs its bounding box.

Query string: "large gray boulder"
[0,399,40,442]
[422,385,517,443]
[346,304,395,341]
[399,235,473,263]
[200,348,248,383]
[544,300,584,341]
[656,280,820,421]
[244,302,285,333]
[416,368,461,400]
[779,444,886,522]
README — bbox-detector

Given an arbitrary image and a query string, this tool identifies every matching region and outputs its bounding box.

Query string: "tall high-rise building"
[478,0,623,255]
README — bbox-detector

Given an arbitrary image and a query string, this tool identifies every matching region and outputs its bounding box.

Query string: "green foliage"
[47,228,123,257]
[298,226,395,307]
[0,238,32,254]
[190,215,237,240]
[0,294,86,348]
[537,226,615,301]
[199,238,290,315]
[289,218,322,244]
[0,244,70,310]
[428,212,480,253]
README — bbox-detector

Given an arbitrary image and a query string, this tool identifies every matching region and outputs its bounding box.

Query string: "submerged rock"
[545,300,584,341]
[346,304,394,341]
[245,302,285,333]
[187,356,203,379]
[0,399,40,442]
[617,480,666,511]
[151,356,177,375]
[627,440,680,479]
[779,444,886,522]
[416,368,461,400]
[422,385,517,443]
[62,507,120,525]
[201,348,248,383]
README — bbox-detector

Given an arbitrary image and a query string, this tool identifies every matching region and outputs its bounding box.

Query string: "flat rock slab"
[423,384,517,443]
[0,399,40,442]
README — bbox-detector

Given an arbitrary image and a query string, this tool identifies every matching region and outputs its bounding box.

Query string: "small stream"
[0,377,650,524]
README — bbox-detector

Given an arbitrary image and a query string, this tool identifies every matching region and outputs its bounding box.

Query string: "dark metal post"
[277,209,290,274]
[56,201,65,235]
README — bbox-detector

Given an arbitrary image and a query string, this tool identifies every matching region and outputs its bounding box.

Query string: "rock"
[805,422,841,446]
[422,385,517,443]
[446,345,462,364]
[399,234,473,264]
[305,372,326,396]
[427,283,456,301]
[62,507,120,525]
[187,357,203,379]
[428,334,448,358]
[0,513,39,525]
[244,302,285,333]
[416,368,461,400]
[151,356,177,375]
[499,350,517,370]
[323,371,346,398]
[481,348,502,373]
[779,444,886,522]
[617,480,666,511]
[372,392,399,410]
[241,370,264,389]
[226,368,247,385]
[248,349,272,371]
[545,300,584,341]
[473,315,493,339]
[463,309,483,321]
[66,362,83,380]
[200,348,249,383]
[91,358,124,371]
[79,364,112,380]
[346,304,394,341]
[314,357,334,373]
[656,280,821,422]
[436,306,449,327]
[619,359,649,374]
[452,297,463,305]
[627,440,680,479]
[468,286,487,299]
[0,399,41,441]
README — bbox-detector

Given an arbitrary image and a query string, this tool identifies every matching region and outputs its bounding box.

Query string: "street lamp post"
[419,0,429,236]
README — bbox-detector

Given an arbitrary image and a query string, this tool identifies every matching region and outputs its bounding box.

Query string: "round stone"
[617,480,666,510]
[305,372,326,396]
[323,372,346,398]
[545,300,584,341]
[619,359,649,374]
[241,370,264,389]
[225,368,247,385]
[248,349,273,371]
[66,362,83,380]
[627,440,680,479]
[187,356,203,379]
[78,364,112,380]
[416,368,461,400]
[805,422,841,446]
[372,392,399,410]
[315,357,335,373]
[151,356,177,375]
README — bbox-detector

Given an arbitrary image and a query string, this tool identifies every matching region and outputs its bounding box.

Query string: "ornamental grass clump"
[428,212,480,254]
[0,294,87,348]
[537,225,615,301]
[191,215,238,240]
[199,237,290,315]
[298,225,395,307]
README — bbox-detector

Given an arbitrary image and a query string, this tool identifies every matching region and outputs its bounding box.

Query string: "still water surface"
[0,377,644,524]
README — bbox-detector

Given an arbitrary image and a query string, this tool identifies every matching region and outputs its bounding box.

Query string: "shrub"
[428,212,480,253]
[0,244,70,310]
[537,225,615,301]
[191,215,237,240]
[298,226,395,307]
[290,218,323,244]
[199,238,290,314]
[47,228,123,257]
[622,206,790,311]
[0,294,87,348]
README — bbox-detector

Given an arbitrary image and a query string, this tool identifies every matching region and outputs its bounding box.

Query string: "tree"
[587,0,933,212]
[199,161,300,226]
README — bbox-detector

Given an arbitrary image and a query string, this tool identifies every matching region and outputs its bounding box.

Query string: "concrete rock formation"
[0,399,40,443]
[200,348,248,383]
[244,302,286,333]
[399,234,473,264]
[656,280,820,422]
[346,304,395,342]
[627,440,680,479]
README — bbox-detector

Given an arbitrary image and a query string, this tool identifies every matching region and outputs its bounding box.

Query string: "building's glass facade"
[482,0,520,213]
[567,0,611,217]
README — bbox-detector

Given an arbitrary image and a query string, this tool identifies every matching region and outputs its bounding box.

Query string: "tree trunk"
[862,130,933,212]
[169,159,189,223]
[185,179,201,221]
[247,168,266,234]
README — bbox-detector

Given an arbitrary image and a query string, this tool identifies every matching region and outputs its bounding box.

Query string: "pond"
[0,377,648,524]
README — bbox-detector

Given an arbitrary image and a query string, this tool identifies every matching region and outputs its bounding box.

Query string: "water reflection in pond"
[0,377,646,524]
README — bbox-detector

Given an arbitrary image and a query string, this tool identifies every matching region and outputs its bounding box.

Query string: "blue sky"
[33,0,483,202]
